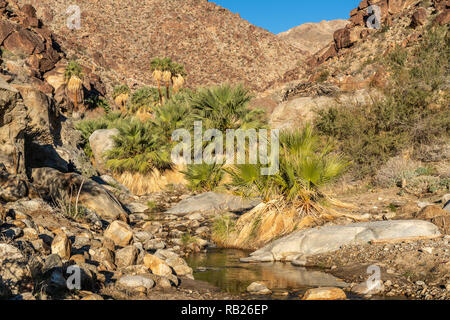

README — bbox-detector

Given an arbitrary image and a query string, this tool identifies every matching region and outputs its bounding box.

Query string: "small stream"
[186,248,353,299]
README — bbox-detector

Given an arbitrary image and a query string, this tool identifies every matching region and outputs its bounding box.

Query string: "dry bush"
[374,156,420,187]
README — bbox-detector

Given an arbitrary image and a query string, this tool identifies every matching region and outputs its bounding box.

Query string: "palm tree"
[162,70,172,101]
[150,58,169,105]
[129,87,160,114]
[113,85,131,113]
[152,92,192,142]
[150,58,187,102]
[172,74,185,93]
[152,69,163,105]
[189,84,265,131]
[64,61,84,113]
[227,125,349,216]
[106,120,173,174]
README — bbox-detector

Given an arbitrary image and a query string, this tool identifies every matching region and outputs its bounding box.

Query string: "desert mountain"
[17,0,306,93]
[278,19,350,55]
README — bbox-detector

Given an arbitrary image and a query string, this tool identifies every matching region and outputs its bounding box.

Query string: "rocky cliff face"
[17,0,306,93]
[0,0,97,178]
[278,20,349,55]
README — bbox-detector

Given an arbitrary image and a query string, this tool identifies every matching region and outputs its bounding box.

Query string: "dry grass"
[217,198,362,250]
[113,165,187,195]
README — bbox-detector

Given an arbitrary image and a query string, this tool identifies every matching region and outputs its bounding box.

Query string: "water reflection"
[186,249,349,295]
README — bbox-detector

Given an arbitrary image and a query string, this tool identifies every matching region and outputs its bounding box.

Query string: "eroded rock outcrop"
[31,167,128,221]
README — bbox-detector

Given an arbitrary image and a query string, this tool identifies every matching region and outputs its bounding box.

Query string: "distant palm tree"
[113,85,131,113]
[64,61,84,113]
[172,74,185,93]
[150,58,186,102]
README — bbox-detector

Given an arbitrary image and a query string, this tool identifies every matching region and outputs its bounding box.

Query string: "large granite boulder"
[89,129,119,173]
[241,220,441,262]
[166,192,261,216]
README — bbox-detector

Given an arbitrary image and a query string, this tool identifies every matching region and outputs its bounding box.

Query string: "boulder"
[0,168,29,202]
[434,9,450,25]
[104,221,133,247]
[0,20,14,44]
[333,27,361,49]
[166,192,260,216]
[51,232,71,260]
[89,129,119,172]
[3,28,44,55]
[241,220,441,262]
[246,282,272,295]
[0,243,29,293]
[125,202,149,214]
[270,89,374,130]
[143,254,173,277]
[116,275,155,291]
[115,245,138,269]
[416,205,448,219]
[0,79,94,177]
[91,247,115,268]
[31,167,128,221]
[410,8,428,28]
[302,287,347,300]
[351,281,385,295]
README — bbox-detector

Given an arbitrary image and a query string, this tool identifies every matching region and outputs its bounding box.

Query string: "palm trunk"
[157,80,163,105]
[165,81,170,100]
[74,91,78,112]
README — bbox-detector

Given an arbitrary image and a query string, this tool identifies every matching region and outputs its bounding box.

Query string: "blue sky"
[211,0,360,34]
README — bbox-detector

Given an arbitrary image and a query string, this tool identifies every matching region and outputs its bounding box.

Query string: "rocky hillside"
[17,0,306,93]
[278,19,349,55]
[258,0,450,129]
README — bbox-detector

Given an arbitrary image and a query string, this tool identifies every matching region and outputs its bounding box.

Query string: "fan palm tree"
[150,58,187,102]
[162,70,172,101]
[129,87,159,114]
[64,61,84,113]
[227,125,349,216]
[106,120,173,174]
[151,58,171,104]
[189,84,265,131]
[172,74,185,93]
[113,85,131,113]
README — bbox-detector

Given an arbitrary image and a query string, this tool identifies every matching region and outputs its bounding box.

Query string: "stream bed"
[186,248,356,299]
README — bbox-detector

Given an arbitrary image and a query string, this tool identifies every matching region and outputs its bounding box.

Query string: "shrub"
[374,156,420,187]
[317,70,330,83]
[85,95,110,113]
